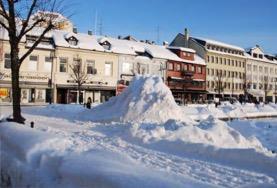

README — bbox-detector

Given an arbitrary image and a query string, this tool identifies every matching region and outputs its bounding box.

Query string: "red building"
[166,46,207,104]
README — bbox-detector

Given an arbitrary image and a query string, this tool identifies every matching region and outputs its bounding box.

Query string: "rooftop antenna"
[98,16,103,36]
[94,10,98,35]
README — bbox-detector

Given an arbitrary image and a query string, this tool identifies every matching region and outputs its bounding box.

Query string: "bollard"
[30,121,34,128]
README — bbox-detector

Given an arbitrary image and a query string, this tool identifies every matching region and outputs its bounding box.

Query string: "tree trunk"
[77,84,81,104]
[10,48,25,124]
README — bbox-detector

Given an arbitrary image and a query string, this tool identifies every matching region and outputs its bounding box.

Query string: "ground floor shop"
[171,89,207,104]
[0,82,51,104]
[56,85,116,104]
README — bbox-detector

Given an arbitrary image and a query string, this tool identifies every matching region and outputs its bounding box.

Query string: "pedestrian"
[86,97,92,109]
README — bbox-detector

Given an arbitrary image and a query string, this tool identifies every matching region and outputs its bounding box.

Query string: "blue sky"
[70,0,277,54]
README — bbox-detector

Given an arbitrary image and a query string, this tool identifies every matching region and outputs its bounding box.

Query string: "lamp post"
[49,50,56,104]
[275,77,277,104]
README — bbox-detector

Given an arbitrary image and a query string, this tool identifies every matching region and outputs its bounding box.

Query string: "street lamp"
[49,50,56,104]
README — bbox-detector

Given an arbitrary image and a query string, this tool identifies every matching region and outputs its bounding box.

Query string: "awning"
[193,79,205,82]
[248,89,264,97]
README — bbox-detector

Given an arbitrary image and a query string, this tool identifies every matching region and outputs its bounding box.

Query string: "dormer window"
[67,36,78,46]
[259,54,263,59]
[101,41,111,50]
[253,53,258,58]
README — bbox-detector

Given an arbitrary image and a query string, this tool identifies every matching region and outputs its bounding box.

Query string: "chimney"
[184,28,189,47]
[88,30,92,35]
[118,35,122,39]
[163,41,169,47]
[73,27,78,34]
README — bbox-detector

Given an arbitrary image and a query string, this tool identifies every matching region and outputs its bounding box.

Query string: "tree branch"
[19,23,54,64]
[0,0,8,19]
[18,0,38,40]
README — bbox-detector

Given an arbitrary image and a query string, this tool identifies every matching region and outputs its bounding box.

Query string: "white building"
[245,45,277,103]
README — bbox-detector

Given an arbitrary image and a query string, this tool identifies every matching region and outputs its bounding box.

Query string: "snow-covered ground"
[1,75,277,188]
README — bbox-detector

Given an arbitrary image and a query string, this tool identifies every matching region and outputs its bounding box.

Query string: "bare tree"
[0,0,69,123]
[214,70,226,98]
[263,76,271,103]
[69,57,87,104]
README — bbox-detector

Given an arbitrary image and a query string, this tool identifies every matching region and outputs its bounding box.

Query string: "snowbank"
[0,122,209,188]
[182,102,277,120]
[87,75,192,123]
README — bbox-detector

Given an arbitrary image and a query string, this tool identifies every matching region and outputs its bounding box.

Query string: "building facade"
[166,46,206,104]
[171,30,246,100]
[245,46,277,103]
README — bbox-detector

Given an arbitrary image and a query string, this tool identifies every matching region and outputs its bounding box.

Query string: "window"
[224,58,226,65]
[4,53,11,69]
[87,60,96,74]
[227,59,230,65]
[253,53,258,58]
[231,60,234,66]
[122,62,132,74]
[67,37,78,46]
[168,62,173,70]
[207,68,210,75]
[191,65,195,72]
[259,54,263,59]
[215,57,218,64]
[29,55,38,71]
[247,64,251,71]
[220,58,222,64]
[59,58,67,72]
[259,66,263,73]
[44,57,52,72]
[175,63,181,71]
[105,62,113,76]
[207,55,210,62]
[253,65,257,72]
[211,56,214,63]
[197,66,202,74]
[183,64,188,71]
[264,67,268,74]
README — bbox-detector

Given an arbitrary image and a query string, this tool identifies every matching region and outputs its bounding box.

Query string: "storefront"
[56,85,116,104]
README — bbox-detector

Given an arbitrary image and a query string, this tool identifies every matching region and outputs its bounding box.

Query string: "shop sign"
[0,88,9,97]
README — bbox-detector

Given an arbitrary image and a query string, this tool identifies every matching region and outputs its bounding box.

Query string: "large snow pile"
[129,116,265,150]
[87,75,191,123]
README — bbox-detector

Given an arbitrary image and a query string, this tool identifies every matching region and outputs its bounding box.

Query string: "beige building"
[0,28,119,104]
[0,28,54,104]
[171,30,246,99]
[245,45,277,103]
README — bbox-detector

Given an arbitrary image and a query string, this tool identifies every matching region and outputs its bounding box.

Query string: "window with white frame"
[197,66,202,73]
[44,57,52,72]
[4,53,11,69]
[122,62,132,74]
[29,55,38,71]
[59,58,67,72]
[105,62,113,76]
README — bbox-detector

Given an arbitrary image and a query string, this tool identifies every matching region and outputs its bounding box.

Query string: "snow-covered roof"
[53,30,104,51]
[244,52,277,65]
[192,37,245,52]
[167,46,196,53]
